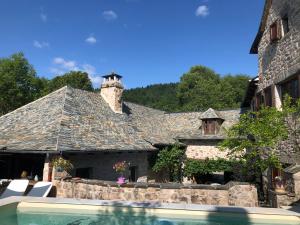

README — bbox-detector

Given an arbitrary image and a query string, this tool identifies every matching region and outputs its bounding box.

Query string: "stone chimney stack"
[100,72,124,113]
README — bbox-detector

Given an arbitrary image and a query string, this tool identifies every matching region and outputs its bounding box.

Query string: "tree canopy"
[47,71,94,93]
[219,97,300,180]
[124,65,250,112]
[0,53,94,115]
[0,53,44,115]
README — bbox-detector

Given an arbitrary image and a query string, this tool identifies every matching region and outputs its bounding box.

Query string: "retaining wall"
[54,180,258,207]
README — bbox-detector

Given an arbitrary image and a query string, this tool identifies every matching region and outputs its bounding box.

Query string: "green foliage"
[124,65,250,112]
[51,156,74,172]
[183,158,238,179]
[0,53,44,115]
[47,71,94,93]
[123,83,179,112]
[152,143,185,182]
[219,105,289,175]
[0,53,95,115]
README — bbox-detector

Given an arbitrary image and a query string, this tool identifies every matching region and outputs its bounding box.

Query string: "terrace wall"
[53,180,258,207]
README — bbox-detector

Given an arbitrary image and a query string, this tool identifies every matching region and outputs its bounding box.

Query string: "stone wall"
[257,0,300,91]
[66,152,149,181]
[53,180,258,207]
[185,140,229,160]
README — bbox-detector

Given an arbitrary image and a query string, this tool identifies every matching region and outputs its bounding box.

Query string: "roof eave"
[249,0,272,55]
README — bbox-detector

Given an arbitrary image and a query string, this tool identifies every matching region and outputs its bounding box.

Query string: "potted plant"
[51,156,73,179]
[113,161,128,184]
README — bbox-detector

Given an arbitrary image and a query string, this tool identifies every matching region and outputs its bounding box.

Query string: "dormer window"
[200,108,224,136]
[203,119,218,135]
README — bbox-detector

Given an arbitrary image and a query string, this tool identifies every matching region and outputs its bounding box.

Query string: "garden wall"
[53,180,258,207]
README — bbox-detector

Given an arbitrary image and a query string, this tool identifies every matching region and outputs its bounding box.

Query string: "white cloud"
[85,35,97,44]
[195,5,209,17]
[33,40,49,48]
[53,57,78,71]
[82,64,102,86]
[40,12,47,22]
[51,57,101,87]
[102,10,118,21]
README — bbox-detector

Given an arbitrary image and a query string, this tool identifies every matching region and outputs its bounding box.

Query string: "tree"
[124,66,250,112]
[123,83,179,112]
[48,71,94,93]
[177,66,222,111]
[0,53,43,115]
[219,103,293,179]
[152,143,185,182]
[220,75,250,108]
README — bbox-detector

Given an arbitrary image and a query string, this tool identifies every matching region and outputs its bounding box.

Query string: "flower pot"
[117,176,126,185]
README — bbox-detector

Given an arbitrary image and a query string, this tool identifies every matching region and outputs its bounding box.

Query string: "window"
[264,87,272,107]
[129,166,137,182]
[270,20,281,42]
[255,92,264,110]
[203,119,217,135]
[282,16,290,36]
[280,76,300,103]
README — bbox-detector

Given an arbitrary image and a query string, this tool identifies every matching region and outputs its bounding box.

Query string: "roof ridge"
[55,86,71,151]
[0,86,68,120]
[124,101,166,113]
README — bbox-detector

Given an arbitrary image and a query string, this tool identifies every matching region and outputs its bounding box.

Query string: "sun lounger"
[0,179,29,199]
[27,182,52,197]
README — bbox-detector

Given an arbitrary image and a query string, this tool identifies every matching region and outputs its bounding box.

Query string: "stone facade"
[185,140,229,160]
[250,0,300,207]
[256,0,300,92]
[54,180,258,207]
[65,152,150,181]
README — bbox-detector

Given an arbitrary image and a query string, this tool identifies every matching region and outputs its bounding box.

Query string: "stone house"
[246,0,300,206]
[0,73,241,183]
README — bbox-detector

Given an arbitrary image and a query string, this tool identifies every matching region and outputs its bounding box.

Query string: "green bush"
[183,158,239,180]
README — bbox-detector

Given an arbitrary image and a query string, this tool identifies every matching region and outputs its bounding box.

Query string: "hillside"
[123,67,250,112]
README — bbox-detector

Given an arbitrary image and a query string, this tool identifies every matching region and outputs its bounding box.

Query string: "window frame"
[281,15,290,36]
[279,74,300,104]
[270,20,281,42]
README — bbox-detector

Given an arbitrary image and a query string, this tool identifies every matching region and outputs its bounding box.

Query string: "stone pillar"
[293,171,300,196]
[42,154,52,181]
[273,84,282,110]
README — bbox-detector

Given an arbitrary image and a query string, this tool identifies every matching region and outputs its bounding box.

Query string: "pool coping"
[0,196,299,218]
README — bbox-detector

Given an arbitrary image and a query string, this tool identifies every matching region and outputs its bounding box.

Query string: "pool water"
[0,203,299,225]
[2,211,299,225]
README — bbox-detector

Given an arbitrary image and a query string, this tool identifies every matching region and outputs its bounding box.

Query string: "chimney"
[100,72,124,113]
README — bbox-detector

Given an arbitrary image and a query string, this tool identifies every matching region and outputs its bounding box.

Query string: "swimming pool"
[0,197,299,225]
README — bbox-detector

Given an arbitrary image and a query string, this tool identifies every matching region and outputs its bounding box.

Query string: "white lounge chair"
[0,179,29,199]
[27,182,52,197]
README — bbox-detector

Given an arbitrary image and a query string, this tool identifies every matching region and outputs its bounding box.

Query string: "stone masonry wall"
[67,152,149,181]
[53,180,258,207]
[257,0,300,91]
[185,140,229,160]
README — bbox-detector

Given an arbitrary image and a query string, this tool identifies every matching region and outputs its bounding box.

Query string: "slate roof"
[250,0,272,54]
[0,86,242,152]
[200,108,223,120]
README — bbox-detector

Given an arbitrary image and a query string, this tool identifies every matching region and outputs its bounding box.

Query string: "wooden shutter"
[203,120,216,135]
[270,20,282,42]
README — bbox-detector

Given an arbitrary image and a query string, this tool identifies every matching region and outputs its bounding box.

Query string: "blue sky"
[0,0,264,89]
